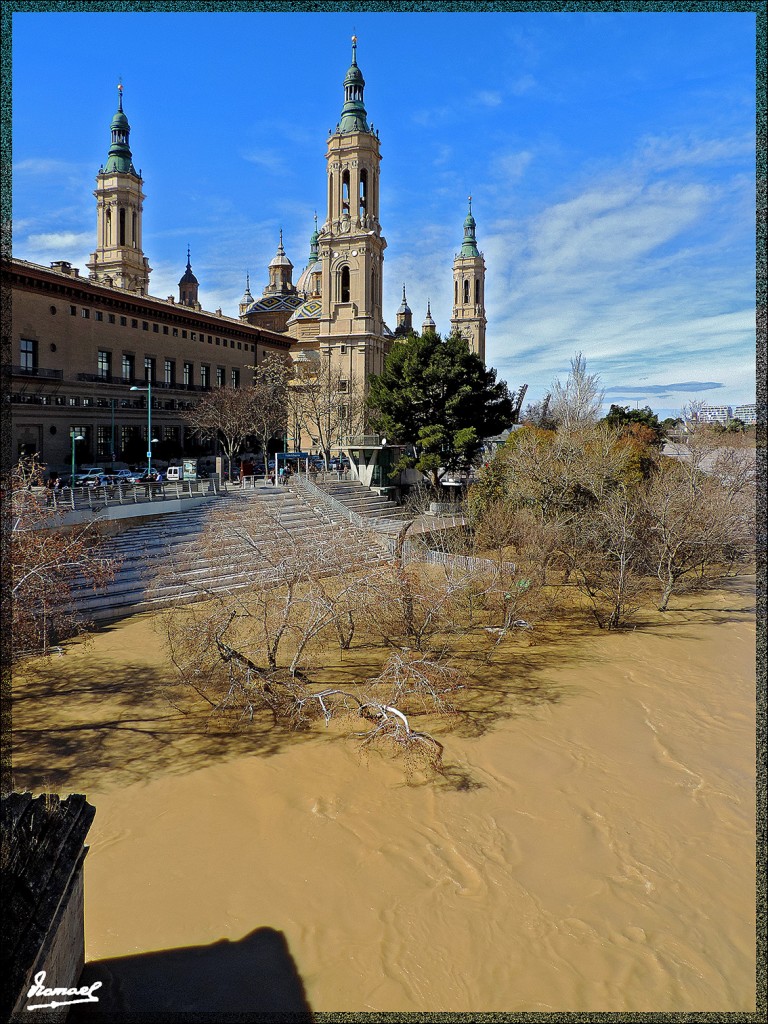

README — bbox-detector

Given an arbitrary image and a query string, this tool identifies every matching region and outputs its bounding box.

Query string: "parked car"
[74,468,109,487]
[109,469,140,485]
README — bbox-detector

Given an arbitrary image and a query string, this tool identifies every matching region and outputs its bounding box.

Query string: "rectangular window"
[120,316,127,326]
[231,368,240,388]
[164,358,175,385]
[191,332,196,341]
[163,325,169,335]
[109,314,116,324]
[215,337,220,346]
[142,321,149,331]
[144,356,156,383]
[20,338,37,373]
[339,379,349,393]
[216,366,225,388]
[131,319,138,328]
[98,350,111,379]
[122,353,135,380]
[340,345,347,355]
[96,425,111,458]
[68,396,80,406]
[200,365,210,388]
[95,311,104,322]
[153,323,159,333]
[183,362,193,386]
[172,328,179,337]
[70,305,77,316]
[237,342,242,350]
[81,309,90,318]
[182,330,188,339]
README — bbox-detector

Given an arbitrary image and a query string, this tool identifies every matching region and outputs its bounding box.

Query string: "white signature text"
[26,970,102,1011]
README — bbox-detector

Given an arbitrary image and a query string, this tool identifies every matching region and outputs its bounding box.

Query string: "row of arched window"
[455,278,482,306]
[104,206,138,248]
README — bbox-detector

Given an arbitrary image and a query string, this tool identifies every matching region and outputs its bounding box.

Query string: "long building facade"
[6,40,489,470]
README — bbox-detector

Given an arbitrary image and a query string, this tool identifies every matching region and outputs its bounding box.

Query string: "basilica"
[7,39,488,468]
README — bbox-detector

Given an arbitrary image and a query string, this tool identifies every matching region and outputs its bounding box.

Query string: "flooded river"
[12,577,756,1013]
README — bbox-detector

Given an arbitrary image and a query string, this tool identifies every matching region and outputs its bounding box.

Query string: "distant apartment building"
[698,404,733,424]
[733,403,757,425]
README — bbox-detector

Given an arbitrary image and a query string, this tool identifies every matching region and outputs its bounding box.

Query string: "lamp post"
[130,380,153,477]
[70,431,84,488]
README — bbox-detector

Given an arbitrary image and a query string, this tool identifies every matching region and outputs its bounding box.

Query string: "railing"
[400,541,515,576]
[341,434,384,446]
[8,364,64,379]
[290,474,371,530]
[42,477,222,513]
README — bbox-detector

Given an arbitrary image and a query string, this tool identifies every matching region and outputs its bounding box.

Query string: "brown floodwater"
[12,577,756,1013]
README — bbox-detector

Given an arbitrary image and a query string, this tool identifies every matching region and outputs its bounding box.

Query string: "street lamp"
[70,431,84,488]
[130,381,153,477]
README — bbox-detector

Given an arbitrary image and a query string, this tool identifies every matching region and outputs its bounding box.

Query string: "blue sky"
[11,6,758,419]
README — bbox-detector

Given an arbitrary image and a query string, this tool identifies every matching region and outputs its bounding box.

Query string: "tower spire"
[460,194,480,257]
[339,35,370,133]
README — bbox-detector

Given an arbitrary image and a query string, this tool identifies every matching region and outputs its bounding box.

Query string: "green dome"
[339,36,371,134]
[460,196,480,257]
[103,85,137,175]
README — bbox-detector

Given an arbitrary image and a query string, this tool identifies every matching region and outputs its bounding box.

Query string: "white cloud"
[23,231,92,252]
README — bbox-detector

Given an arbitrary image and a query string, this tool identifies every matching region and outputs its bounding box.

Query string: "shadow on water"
[69,927,313,1021]
[10,657,316,794]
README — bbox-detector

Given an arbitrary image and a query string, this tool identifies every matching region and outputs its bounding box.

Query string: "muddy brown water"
[12,578,756,1013]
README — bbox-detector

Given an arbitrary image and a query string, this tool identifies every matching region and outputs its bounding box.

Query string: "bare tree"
[248,353,290,473]
[640,453,755,610]
[182,386,262,480]
[9,456,117,659]
[286,356,366,467]
[550,352,605,430]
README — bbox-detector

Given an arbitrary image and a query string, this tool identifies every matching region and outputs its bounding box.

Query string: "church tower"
[450,197,486,362]
[264,231,296,296]
[87,85,151,294]
[178,247,201,308]
[395,284,412,336]
[316,37,388,379]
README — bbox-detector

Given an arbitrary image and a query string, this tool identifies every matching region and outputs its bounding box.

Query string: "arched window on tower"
[132,212,137,248]
[359,169,367,220]
[342,171,350,217]
[475,278,480,305]
[106,209,112,246]
[454,280,458,305]
[340,266,350,303]
[463,279,470,304]
[119,208,126,247]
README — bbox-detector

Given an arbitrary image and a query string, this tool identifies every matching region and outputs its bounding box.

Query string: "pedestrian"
[269,469,275,486]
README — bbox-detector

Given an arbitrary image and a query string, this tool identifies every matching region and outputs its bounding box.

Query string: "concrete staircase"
[71,485,388,623]
[311,478,410,533]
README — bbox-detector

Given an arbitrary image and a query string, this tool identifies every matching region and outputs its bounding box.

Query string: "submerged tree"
[9,456,117,659]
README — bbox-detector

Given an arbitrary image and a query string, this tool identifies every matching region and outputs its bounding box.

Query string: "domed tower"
[450,196,487,362]
[87,84,151,293]
[238,272,254,316]
[264,231,297,296]
[178,247,201,308]
[422,299,436,336]
[395,284,413,337]
[316,37,390,380]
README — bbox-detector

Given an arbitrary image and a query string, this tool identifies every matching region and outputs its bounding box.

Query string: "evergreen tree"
[368,331,513,488]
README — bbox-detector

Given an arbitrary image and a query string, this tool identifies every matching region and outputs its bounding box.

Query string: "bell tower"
[317,37,388,380]
[450,196,486,362]
[87,85,151,294]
